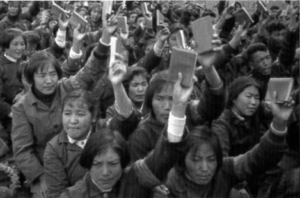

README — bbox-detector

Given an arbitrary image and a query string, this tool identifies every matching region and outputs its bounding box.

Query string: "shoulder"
[65,175,89,198]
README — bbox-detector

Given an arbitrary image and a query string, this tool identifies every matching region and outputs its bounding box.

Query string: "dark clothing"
[166,130,286,198]
[11,41,109,184]
[61,127,188,198]
[44,131,88,198]
[212,105,272,157]
[129,82,226,162]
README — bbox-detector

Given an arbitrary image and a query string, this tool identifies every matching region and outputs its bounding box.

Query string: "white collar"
[4,53,17,63]
[231,108,245,121]
[67,129,91,149]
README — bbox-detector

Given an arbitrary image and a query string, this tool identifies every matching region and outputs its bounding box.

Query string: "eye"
[63,111,71,116]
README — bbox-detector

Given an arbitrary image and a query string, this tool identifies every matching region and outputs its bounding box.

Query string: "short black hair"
[266,20,286,34]
[80,128,130,170]
[24,51,63,85]
[246,43,268,62]
[0,28,27,49]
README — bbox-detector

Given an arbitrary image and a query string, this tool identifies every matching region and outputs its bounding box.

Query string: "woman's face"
[128,75,148,103]
[90,148,122,191]
[6,36,26,60]
[33,64,59,95]
[161,3,169,15]
[8,2,19,16]
[63,100,92,141]
[168,32,178,49]
[185,142,217,185]
[233,86,260,117]
[91,7,101,22]
[152,83,173,125]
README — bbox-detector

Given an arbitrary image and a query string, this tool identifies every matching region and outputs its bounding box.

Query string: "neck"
[7,13,19,22]
[231,108,245,121]
[32,86,56,107]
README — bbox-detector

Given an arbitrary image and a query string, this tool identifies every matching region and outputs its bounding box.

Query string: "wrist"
[171,102,187,118]
[272,117,288,131]
[72,41,81,53]
[101,31,111,45]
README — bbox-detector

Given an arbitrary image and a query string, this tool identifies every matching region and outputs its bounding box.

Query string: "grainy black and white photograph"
[0,0,299,197]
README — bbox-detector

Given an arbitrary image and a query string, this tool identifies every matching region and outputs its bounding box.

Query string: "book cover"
[233,7,254,25]
[117,16,128,33]
[69,12,88,32]
[168,47,198,88]
[156,10,164,26]
[51,3,70,19]
[265,78,294,103]
[257,0,268,13]
[141,2,150,16]
[191,16,214,54]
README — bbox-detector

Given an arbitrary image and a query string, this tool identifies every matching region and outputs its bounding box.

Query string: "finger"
[211,40,222,46]
[272,91,278,103]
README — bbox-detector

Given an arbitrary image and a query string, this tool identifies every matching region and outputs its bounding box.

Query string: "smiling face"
[33,64,58,95]
[90,148,122,191]
[91,7,101,22]
[6,36,26,60]
[232,85,260,117]
[185,142,217,185]
[152,83,173,125]
[63,99,92,141]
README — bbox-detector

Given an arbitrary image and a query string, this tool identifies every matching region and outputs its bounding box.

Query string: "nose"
[162,99,171,110]
[69,114,78,124]
[16,44,24,51]
[200,160,209,172]
[45,75,53,84]
[250,97,256,105]
[137,85,144,92]
[101,164,110,176]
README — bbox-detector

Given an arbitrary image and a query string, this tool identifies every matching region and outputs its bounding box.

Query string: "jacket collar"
[26,86,59,110]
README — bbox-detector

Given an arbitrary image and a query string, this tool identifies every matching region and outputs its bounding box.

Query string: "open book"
[168,47,197,88]
[69,12,88,32]
[191,16,214,54]
[233,7,254,25]
[265,78,294,103]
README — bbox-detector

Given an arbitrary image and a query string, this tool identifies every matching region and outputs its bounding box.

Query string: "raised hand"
[58,14,69,31]
[103,15,119,35]
[108,60,127,86]
[270,92,295,125]
[223,5,235,19]
[152,185,169,198]
[157,23,170,42]
[73,24,86,42]
[119,28,129,40]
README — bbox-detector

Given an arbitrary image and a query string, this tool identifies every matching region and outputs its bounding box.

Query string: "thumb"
[176,72,183,85]
[271,91,278,103]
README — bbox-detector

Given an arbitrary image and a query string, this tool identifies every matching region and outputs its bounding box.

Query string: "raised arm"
[61,24,86,77]
[60,15,118,92]
[225,93,295,185]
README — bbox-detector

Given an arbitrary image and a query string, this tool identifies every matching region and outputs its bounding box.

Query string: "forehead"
[252,51,269,59]
[93,148,120,162]
[130,74,147,83]
[240,86,259,95]
[9,2,20,7]
[36,63,56,74]
[11,36,24,43]
[154,83,173,96]
[64,98,90,111]
[190,142,215,158]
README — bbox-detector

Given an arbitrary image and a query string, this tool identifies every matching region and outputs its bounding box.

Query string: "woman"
[88,3,102,32]
[105,66,150,122]
[129,48,226,162]
[11,15,117,198]
[43,89,96,198]
[213,76,272,157]
[60,69,194,198]
[154,94,294,198]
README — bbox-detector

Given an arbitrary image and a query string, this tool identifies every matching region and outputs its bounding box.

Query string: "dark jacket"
[129,82,226,162]
[11,41,109,184]
[166,129,286,198]
[44,131,88,198]
[61,127,188,198]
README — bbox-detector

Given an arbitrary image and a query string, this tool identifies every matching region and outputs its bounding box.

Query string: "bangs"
[63,97,89,111]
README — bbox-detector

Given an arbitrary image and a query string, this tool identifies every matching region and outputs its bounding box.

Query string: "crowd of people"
[0,1,299,198]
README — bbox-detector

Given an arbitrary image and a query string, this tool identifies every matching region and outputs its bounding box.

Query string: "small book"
[156,10,164,26]
[191,16,214,54]
[69,12,88,32]
[117,16,128,33]
[110,36,118,67]
[257,0,268,13]
[228,0,236,7]
[116,37,124,55]
[168,47,198,88]
[233,7,254,25]
[51,2,70,19]
[141,2,150,16]
[102,0,113,20]
[176,30,186,49]
[265,78,294,103]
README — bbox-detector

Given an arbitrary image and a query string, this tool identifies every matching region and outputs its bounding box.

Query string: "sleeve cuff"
[55,29,66,48]
[153,43,164,57]
[69,47,83,59]
[167,112,186,142]
[270,122,287,136]
[99,38,111,46]
[209,82,224,95]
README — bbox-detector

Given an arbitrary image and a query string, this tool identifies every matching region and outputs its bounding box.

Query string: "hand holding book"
[58,14,70,31]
